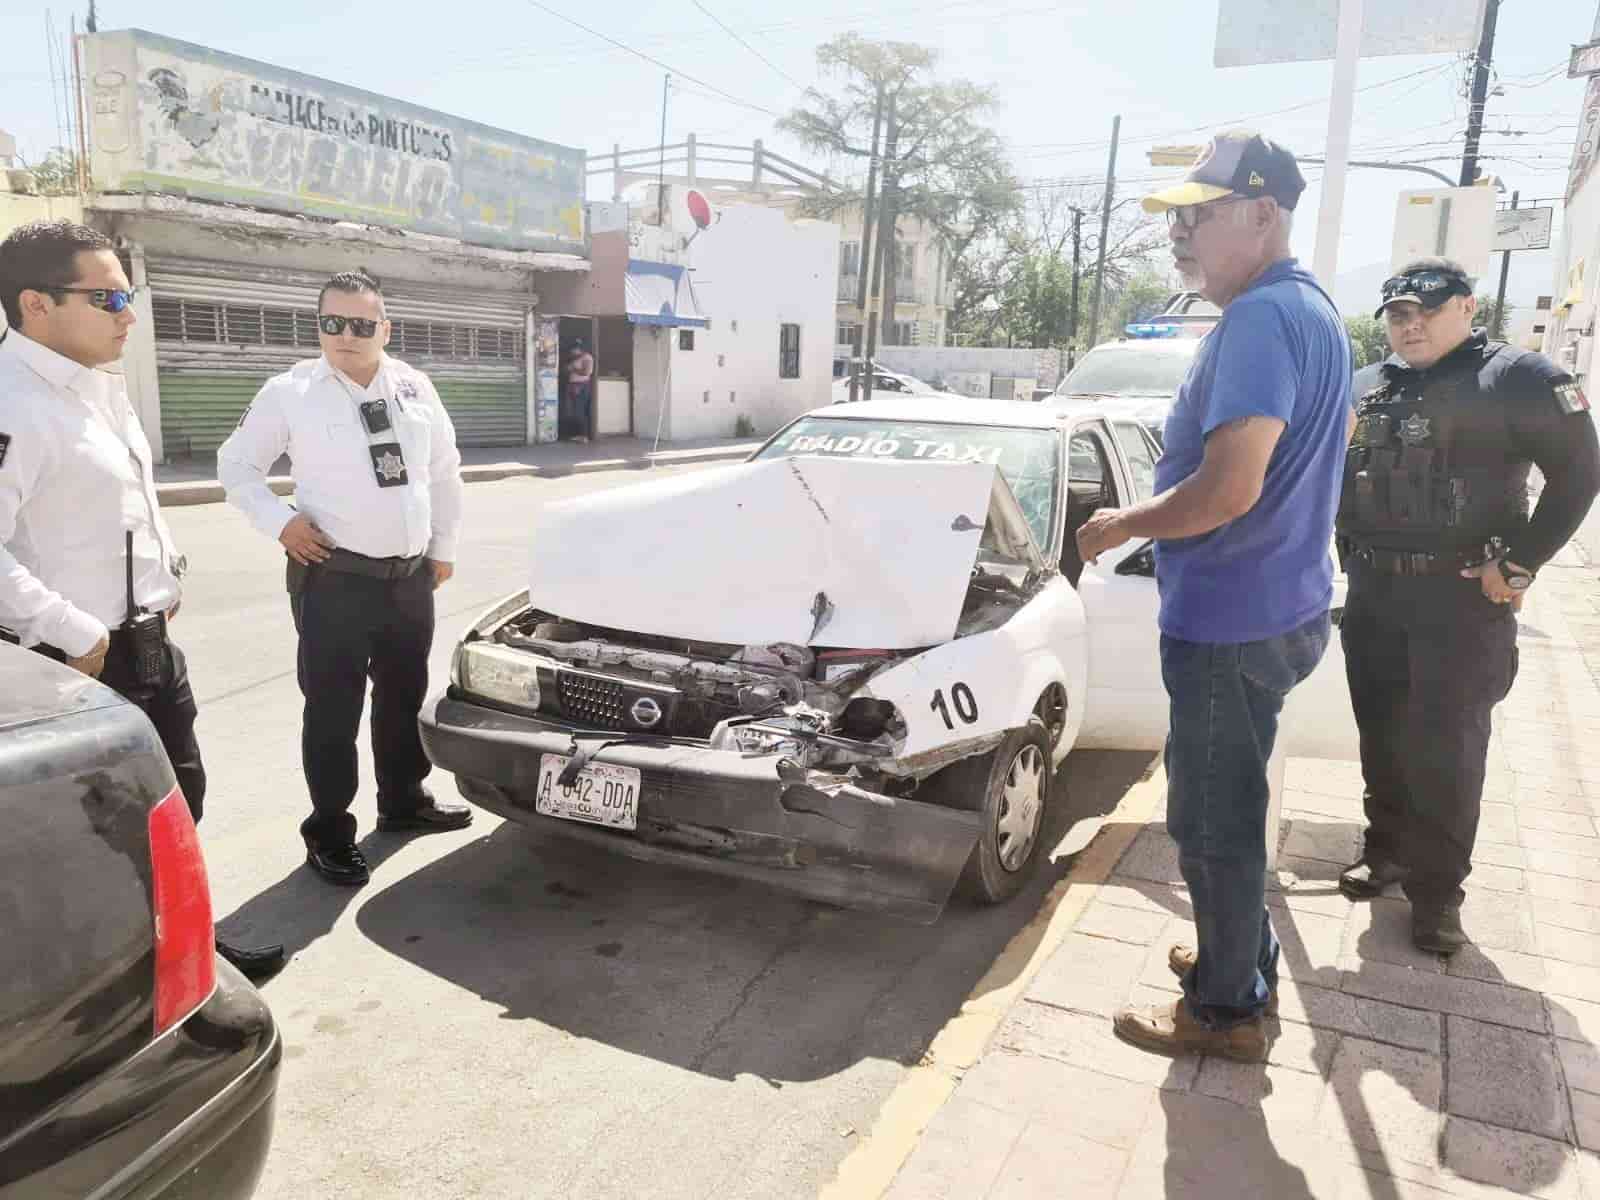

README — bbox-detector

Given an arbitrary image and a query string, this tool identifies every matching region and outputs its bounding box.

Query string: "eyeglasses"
[1165,197,1246,231]
[1379,270,1467,305]
[34,286,140,313]
[318,314,382,337]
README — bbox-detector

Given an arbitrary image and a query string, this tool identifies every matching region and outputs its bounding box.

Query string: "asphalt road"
[167,464,1153,1200]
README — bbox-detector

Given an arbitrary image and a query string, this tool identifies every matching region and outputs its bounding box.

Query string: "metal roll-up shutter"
[148,257,529,455]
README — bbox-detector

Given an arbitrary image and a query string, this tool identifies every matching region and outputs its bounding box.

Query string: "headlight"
[456,642,542,711]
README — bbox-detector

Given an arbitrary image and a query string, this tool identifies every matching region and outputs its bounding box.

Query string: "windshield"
[1055,345,1196,397]
[756,417,1059,552]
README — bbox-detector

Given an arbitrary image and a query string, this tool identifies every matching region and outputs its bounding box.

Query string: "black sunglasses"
[35,286,139,314]
[318,314,382,337]
[1379,270,1467,304]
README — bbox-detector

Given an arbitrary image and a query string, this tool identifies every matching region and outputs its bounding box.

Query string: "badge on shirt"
[369,442,408,488]
[1555,382,1590,414]
[396,379,419,404]
[1399,414,1432,446]
[0,433,9,469]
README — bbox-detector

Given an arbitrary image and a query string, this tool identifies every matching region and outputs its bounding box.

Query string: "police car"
[1051,321,1205,446]
[422,396,1357,924]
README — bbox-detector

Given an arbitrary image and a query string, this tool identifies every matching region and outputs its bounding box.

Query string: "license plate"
[534,755,640,831]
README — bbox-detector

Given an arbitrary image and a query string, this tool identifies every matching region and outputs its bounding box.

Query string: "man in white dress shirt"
[218,269,469,888]
[0,219,282,978]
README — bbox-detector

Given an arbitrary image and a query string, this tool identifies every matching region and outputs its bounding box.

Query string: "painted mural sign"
[84,29,585,254]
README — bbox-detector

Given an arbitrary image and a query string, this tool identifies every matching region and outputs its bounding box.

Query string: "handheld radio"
[122,530,166,687]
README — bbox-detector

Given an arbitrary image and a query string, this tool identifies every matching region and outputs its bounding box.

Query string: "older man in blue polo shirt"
[1077,131,1351,1061]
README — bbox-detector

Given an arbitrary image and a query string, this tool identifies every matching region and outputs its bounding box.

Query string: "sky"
[2,0,1593,314]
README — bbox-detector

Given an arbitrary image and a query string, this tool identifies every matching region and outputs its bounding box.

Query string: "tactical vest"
[1336,343,1531,555]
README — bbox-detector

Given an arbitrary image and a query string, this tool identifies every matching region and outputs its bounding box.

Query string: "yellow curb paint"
[817,757,1168,1200]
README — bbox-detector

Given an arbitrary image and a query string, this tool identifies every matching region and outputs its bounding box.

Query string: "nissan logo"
[630,696,664,728]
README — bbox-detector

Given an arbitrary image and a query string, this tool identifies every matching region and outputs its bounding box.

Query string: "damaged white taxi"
[419,398,1356,922]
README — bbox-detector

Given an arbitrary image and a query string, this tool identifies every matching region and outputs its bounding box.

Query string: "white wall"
[659,203,838,441]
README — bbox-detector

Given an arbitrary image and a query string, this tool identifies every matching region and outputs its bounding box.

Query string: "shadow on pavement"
[347,750,1153,1085]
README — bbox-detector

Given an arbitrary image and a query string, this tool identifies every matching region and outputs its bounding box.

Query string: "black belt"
[320,548,426,580]
[1345,544,1470,577]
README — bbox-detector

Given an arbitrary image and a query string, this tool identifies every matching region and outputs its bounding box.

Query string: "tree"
[24,147,80,196]
[1345,316,1389,369]
[1105,266,1177,340]
[780,35,1021,346]
[1475,292,1514,340]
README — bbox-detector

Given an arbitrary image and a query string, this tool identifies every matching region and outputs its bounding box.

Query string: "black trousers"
[38,632,206,825]
[290,564,434,849]
[1341,560,1519,909]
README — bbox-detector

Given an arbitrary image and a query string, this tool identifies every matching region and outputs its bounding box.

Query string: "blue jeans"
[1161,613,1331,1028]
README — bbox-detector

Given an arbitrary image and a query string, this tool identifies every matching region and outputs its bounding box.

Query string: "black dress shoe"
[1413,905,1469,955]
[376,798,473,834]
[306,843,371,886]
[217,938,286,981]
[1339,856,1410,899]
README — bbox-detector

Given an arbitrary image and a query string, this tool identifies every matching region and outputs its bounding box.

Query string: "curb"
[817,758,1168,1200]
[154,446,757,507]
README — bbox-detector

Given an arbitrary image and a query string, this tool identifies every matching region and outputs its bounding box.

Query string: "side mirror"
[1114,540,1157,578]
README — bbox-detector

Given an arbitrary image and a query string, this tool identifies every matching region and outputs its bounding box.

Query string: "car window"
[1114,421,1158,502]
[757,417,1060,551]
[1055,346,1196,397]
[1067,432,1105,485]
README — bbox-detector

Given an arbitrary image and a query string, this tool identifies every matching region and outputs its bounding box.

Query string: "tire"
[923,717,1053,905]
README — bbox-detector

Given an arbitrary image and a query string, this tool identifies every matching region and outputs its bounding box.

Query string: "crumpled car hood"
[525,456,1036,650]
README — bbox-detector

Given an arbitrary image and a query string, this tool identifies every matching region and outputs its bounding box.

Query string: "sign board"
[1215,0,1485,67]
[1390,187,1496,279]
[82,29,585,254]
[1148,145,1205,167]
[1493,207,1554,252]
[1572,77,1600,201]
[1572,39,1600,79]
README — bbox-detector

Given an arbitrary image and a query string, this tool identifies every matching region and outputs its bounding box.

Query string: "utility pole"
[1458,0,1501,188]
[1492,190,1518,340]
[862,91,896,406]
[849,86,885,404]
[655,75,670,227]
[1069,206,1083,346]
[1086,115,1120,349]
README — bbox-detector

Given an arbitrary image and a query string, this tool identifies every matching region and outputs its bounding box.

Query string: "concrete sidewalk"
[154,435,761,505]
[848,548,1600,1199]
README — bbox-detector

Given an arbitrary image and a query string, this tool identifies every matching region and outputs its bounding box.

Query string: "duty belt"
[321,548,427,580]
[1344,544,1468,577]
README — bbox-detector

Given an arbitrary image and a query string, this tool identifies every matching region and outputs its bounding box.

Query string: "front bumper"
[420,690,985,923]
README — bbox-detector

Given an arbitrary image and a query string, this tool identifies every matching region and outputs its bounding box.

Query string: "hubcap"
[996,745,1045,872]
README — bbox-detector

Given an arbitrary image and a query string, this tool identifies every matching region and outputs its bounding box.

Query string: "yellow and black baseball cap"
[1142,130,1307,214]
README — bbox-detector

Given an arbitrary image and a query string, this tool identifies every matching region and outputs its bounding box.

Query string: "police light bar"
[1125,323,1182,338]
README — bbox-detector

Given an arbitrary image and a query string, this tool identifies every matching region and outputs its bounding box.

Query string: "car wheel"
[924,718,1052,905]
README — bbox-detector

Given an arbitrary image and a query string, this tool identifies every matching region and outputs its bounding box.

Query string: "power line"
[522,0,781,117]
[690,0,809,93]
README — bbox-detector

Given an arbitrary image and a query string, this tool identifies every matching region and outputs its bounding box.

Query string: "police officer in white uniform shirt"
[218,269,469,888]
[0,219,283,978]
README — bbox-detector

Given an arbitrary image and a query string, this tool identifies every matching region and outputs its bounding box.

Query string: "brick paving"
[886,549,1600,1199]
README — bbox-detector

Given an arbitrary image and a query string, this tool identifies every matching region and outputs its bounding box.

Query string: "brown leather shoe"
[1167,944,1279,1016]
[1113,997,1267,1062]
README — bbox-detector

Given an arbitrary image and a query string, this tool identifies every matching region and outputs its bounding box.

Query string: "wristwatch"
[1497,558,1534,591]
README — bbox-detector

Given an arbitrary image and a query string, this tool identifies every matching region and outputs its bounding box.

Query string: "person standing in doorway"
[565,339,594,444]
[217,269,470,888]
[1076,132,1351,1061]
[1336,258,1600,953]
[0,219,283,978]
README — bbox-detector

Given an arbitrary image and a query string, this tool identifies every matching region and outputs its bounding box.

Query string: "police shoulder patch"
[0,432,10,469]
[1555,381,1591,415]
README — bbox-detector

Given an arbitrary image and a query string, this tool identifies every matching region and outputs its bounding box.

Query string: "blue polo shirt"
[1153,258,1350,644]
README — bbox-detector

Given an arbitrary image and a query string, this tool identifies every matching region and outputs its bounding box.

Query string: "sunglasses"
[1379,271,1467,305]
[37,286,140,313]
[1165,197,1246,230]
[318,314,384,337]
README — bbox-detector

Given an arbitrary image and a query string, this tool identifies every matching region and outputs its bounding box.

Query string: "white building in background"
[1542,17,1600,385]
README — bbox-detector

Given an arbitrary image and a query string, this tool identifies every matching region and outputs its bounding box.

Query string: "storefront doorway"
[557,315,597,441]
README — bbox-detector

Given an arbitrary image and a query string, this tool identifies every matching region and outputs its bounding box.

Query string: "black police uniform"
[1338,331,1600,912]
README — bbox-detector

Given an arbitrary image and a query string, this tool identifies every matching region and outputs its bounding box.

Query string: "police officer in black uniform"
[1337,257,1600,953]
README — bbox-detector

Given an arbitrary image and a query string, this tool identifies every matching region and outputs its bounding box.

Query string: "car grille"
[555,670,678,734]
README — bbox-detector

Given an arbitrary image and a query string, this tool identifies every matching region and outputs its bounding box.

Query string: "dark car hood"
[0,642,127,733]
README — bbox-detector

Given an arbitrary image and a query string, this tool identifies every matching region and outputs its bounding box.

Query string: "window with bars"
[150,296,523,361]
[779,323,801,379]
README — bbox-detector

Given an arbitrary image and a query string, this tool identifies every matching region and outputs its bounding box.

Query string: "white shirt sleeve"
[217,383,297,542]
[0,412,109,655]
[422,376,465,563]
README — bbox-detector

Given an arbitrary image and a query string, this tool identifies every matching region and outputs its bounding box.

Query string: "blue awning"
[625,258,708,328]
